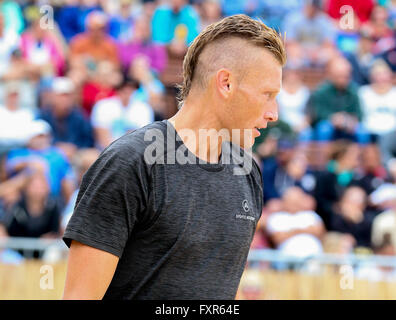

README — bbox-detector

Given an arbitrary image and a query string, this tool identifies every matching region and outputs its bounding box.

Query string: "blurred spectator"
[253,119,295,160]
[78,0,104,33]
[387,0,396,26]
[151,0,200,56]
[356,233,396,281]
[198,0,222,30]
[0,82,35,154]
[118,14,167,74]
[20,7,66,77]
[344,29,376,85]
[1,47,40,82]
[0,222,23,264]
[283,0,337,67]
[266,186,325,258]
[369,157,396,208]
[259,198,285,250]
[0,171,61,239]
[0,12,20,78]
[263,146,317,203]
[128,55,166,117]
[4,119,75,204]
[259,0,304,31]
[354,143,388,195]
[322,231,356,254]
[39,77,94,160]
[389,158,396,183]
[326,0,375,24]
[362,5,395,55]
[306,57,367,143]
[371,161,396,248]
[0,159,34,210]
[372,202,396,250]
[219,0,262,17]
[329,185,375,248]
[277,68,310,135]
[56,0,84,43]
[379,36,396,72]
[0,0,24,35]
[91,76,153,149]
[80,60,120,115]
[65,54,89,91]
[261,138,296,202]
[314,140,361,228]
[70,10,120,68]
[108,0,135,42]
[359,60,396,162]
[60,148,100,235]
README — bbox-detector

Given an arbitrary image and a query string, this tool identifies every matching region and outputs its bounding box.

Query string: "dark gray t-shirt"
[63,120,263,300]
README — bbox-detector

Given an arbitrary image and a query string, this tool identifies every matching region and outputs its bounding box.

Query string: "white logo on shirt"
[242,199,250,212]
[236,200,255,221]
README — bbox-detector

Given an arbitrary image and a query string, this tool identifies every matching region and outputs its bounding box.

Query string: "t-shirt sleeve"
[62,140,149,258]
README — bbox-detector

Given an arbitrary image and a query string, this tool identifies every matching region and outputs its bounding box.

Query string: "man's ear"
[216,68,233,99]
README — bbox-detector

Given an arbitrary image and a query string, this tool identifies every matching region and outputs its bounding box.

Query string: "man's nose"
[264,111,278,122]
[264,100,279,122]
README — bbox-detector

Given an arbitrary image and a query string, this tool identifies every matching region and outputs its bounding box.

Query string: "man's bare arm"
[62,240,119,300]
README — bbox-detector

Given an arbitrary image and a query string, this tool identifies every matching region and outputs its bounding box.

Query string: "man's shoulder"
[101,121,167,164]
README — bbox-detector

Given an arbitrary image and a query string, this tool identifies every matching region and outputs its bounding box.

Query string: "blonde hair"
[177,14,286,107]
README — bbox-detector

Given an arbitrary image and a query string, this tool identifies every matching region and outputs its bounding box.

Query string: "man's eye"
[263,93,272,99]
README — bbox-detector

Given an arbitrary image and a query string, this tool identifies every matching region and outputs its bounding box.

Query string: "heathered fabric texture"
[63,120,263,300]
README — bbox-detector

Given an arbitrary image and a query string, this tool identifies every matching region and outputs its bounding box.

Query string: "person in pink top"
[117,15,167,75]
[20,11,65,76]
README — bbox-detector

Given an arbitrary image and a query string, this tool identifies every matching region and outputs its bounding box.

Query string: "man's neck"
[168,98,225,164]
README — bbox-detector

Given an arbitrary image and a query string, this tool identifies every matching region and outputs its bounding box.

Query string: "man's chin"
[228,130,255,150]
[234,139,255,150]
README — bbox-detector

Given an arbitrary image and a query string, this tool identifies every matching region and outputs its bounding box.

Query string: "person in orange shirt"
[69,11,119,68]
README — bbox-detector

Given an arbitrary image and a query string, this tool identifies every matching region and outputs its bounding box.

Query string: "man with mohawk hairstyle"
[63,14,286,300]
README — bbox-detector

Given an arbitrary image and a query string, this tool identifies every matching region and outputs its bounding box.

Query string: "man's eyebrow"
[263,88,280,94]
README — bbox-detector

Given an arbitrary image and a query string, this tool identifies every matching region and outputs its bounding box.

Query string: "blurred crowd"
[0,0,394,274]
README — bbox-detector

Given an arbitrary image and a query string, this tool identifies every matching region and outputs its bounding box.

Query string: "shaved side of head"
[191,37,264,94]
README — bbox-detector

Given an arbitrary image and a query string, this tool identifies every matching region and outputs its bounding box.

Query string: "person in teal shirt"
[151,0,200,46]
[1,0,24,34]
